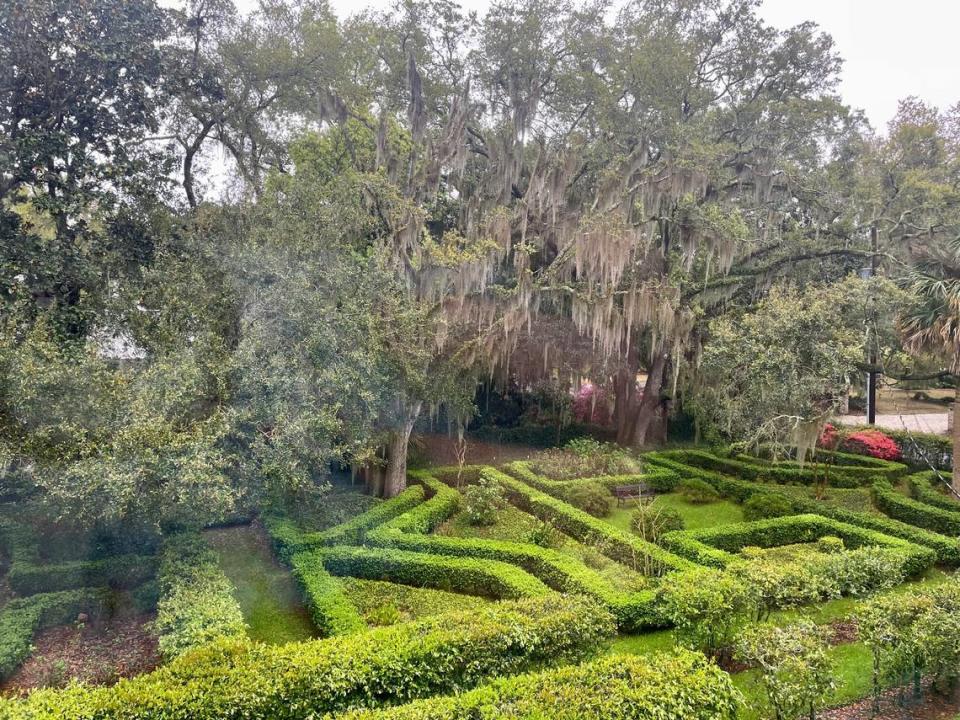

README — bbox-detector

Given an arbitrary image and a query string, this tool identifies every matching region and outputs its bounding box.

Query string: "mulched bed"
[414,433,539,466]
[0,612,160,696]
[823,683,960,720]
[828,618,859,645]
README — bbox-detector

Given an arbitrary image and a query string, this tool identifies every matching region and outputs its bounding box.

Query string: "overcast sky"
[216,0,960,131]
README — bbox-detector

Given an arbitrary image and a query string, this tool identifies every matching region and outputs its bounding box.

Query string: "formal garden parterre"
[2,438,960,719]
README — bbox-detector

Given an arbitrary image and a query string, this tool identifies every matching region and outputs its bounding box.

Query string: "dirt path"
[414,433,541,466]
[205,524,317,644]
[1,613,160,696]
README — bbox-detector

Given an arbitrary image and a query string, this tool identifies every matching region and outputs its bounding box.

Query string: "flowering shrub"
[818,423,840,450]
[572,383,612,426]
[841,430,902,461]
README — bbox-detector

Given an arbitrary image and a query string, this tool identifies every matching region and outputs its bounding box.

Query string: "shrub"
[153,533,247,659]
[632,504,684,541]
[15,596,615,719]
[318,545,551,599]
[817,535,845,554]
[818,423,840,450]
[288,550,365,636]
[736,621,834,720]
[562,481,612,517]
[524,520,562,549]
[337,650,739,720]
[873,480,960,536]
[842,430,902,461]
[742,493,794,521]
[6,553,158,597]
[0,588,113,681]
[531,438,640,479]
[656,568,756,659]
[486,468,696,576]
[462,476,504,526]
[677,478,720,504]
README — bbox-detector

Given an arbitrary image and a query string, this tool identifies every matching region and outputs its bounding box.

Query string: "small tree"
[736,621,834,720]
[656,568,756,662]
[462,475,504,526]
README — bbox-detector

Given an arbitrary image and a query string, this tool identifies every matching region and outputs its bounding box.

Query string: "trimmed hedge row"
[0,588,113,681]
[907,471,960,512]
[337,649,739,720]
[841,425,953,470]
[153,533,247,660]
[317,545,551,599]
[662,513,937,576]
[10,595,615,720]
[661,448,904,488]
[7,554,158,597]
[485,467,696,576]
[504,461,673,494]
[873,479,960,536]
[287,550,365,636]
[644,451,960,565]
[366,472,661,630]
[263,485,426,561]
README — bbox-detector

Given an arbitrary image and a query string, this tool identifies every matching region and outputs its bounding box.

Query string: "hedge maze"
[2,445,960,718]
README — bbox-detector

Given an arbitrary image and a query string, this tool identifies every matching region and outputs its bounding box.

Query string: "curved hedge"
[907,471,960,512]
[663,513,936,576]
[317,545,551,599]
[485,468,695,576]
[655,448,904,488]
[504,461,676,496]
[337,649,739,720]
[9,596,615,720]
[288,550,365,636]
[644,451,960,565]
[873,479,960,536]
[263,485,427,561]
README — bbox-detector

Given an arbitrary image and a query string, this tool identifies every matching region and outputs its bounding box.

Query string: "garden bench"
[614,483,655,507]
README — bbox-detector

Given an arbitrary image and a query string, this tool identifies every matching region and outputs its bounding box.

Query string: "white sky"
[319,0,960,132]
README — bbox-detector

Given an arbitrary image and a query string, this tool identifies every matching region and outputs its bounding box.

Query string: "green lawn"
[205,525,317,644]
[340,578,489,626]
[605,493,745,533]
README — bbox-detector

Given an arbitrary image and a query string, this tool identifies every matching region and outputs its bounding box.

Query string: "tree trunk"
[630,352,668,447]
[953,387,959,493]
[383,402,422,498]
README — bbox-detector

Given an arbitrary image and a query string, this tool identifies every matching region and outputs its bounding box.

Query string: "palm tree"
[901,234,960,490]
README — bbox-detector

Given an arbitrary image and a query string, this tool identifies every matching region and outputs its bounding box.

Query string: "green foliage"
[486,468,696,576]
[531,439,641,479]
[817,536,845,554]
[153,533,247,660]
[337,650,740,720]
[563,482,612,517]
[873,479,960,535]
[690,278,908,447]
[0,588,113,681]
[287,550,365,637]
[656,568,756,657]
[736,621,834,720]
[462,476,504,526]
[317,545,551,600]
[631,504,685,541]
[677,478,720,504]
[524,520,563,549]
[14,596,615,719]
[908,471,960,511]
[742,494,794,521]
[7,553,157,597]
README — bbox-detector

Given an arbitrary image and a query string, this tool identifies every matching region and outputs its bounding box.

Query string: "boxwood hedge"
[485,468,695,576]
[337,649,739,720]
[9,595,614,720]
[153,533,247,659]
[873,479,960,536]
[907,471,960,512]
[663,513,935,576]
[287,550,365,636]
[317,545,551,599]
